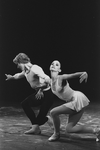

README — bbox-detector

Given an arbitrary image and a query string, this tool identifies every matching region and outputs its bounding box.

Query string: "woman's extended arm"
[61,72,88,83]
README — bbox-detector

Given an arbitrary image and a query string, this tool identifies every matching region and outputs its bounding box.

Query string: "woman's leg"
[66,108,94,133]
[48,104,74,141]
[66,108,100,141]
[50,105,74,134]
[49,104,100,141]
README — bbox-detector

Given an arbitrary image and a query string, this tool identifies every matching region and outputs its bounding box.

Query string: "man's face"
[50,60,61,72]
[17,63,25,70]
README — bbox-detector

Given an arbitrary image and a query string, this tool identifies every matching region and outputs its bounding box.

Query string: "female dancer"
[48,60,100,142]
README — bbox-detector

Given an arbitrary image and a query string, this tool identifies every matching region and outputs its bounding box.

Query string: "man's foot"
[94,126,100,142]
[48,133,60,142]
[24,125,41,134]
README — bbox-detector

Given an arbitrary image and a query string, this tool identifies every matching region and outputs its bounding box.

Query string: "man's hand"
[5,74,13,81]
[35,89,44,100]
[39,81,51,91]
[45,77,51,85]
[80,72,88,83]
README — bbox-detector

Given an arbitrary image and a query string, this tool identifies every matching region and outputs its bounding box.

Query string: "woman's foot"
[48,133,60,142]
[94,126,100,142]
[24,124,41,134]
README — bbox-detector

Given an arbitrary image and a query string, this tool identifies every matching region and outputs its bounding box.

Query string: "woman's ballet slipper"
[48,133,60,141]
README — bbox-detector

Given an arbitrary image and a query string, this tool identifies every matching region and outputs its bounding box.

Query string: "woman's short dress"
[51,79,90,112]
[63,91,90,112]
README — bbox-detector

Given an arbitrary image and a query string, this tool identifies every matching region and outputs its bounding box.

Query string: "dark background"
[0,0,100,107]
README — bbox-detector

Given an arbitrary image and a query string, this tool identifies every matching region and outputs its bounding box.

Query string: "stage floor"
[0,103,100,150]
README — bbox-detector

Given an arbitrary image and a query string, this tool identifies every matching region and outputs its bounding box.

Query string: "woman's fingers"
[80,77,83,83]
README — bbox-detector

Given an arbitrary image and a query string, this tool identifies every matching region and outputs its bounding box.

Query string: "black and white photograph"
[0,0,100,150]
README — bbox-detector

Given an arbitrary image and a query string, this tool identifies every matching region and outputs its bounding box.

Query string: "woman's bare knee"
[66,126,73,133]
[50,109,57,117]
[65,122,75,133]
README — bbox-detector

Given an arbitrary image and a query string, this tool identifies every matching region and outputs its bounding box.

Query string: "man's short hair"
[13,53,31,64]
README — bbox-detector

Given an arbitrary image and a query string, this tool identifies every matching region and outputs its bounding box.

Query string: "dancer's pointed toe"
[48,133,60,142]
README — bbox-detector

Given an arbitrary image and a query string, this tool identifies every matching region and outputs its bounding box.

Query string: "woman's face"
[50,60,61,72]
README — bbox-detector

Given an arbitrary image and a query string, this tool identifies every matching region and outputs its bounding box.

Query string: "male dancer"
[5,53,55,134]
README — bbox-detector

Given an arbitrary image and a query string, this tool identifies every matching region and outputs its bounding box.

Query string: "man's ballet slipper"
[25,125,41,134]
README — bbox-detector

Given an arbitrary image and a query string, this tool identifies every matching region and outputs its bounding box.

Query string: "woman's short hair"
[13,53,30,64]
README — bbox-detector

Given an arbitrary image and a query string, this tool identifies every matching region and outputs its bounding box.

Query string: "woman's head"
[13,53,30,65]
[50,60,61,73]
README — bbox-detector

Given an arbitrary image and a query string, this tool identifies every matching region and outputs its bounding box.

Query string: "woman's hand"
[35,89,44,100]
[80,72,88,83]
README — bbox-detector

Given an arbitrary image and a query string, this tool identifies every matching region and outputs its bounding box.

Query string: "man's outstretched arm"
[5,71,25,80]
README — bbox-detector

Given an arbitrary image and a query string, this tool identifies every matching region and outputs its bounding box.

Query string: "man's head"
[13,53,30,65]
[50,60,61,72]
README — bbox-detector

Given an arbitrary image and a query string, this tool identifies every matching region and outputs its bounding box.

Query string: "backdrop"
[0,0,100,106]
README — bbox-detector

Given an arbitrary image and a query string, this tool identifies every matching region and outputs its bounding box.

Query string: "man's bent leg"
[36,90,55,126]
[21,92,43,134]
